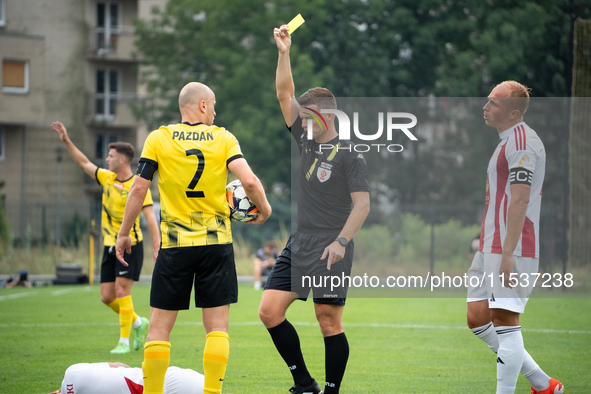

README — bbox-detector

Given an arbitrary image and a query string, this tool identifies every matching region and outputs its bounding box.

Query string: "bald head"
[179,82,216,125]
[179,82,214,110]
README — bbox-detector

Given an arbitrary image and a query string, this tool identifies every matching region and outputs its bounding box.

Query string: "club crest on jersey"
[114,183,124,190]
[518,155,533,169]
[317,162,333,183]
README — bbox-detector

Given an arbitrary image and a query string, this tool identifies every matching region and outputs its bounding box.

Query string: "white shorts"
[466,251,538,314]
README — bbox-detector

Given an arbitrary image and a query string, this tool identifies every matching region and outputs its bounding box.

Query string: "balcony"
[86,26,137,63]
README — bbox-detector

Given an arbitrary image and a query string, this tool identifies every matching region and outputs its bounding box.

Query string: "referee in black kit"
[258,25,370,394]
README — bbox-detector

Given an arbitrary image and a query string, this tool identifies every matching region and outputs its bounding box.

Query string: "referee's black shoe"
[289,379,323,394]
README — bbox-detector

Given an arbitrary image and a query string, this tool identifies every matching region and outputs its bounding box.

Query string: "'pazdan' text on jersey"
[139,122,243,248]
[479,121,545,258]
[96,169,153,246]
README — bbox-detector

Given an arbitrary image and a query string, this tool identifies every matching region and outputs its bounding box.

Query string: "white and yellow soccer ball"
[226,180,259,222]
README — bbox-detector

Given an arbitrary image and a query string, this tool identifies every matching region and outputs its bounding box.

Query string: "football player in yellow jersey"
[51,121,160,354]
[115,82,272,394]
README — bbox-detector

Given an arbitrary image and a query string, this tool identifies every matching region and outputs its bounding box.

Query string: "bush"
[354,213,480,275]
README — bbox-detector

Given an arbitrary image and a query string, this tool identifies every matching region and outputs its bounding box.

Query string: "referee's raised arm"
[274,25,298,128]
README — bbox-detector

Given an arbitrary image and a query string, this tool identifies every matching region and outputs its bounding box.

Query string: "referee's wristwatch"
[335,237,348,246]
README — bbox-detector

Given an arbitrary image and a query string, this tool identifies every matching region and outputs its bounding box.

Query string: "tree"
[133,0,335,187]
[133,1,589,259]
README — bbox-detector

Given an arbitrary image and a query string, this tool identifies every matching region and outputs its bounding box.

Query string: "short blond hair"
[499,80,532,116]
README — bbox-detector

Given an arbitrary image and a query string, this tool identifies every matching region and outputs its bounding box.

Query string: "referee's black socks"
[324,332,349,394]
[267,319,313,387]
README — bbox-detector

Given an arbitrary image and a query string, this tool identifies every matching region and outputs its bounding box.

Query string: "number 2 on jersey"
[185,149,205,198]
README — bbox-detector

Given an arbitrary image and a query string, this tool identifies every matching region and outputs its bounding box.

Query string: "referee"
[116,82,271,394]
[258,26,370,394]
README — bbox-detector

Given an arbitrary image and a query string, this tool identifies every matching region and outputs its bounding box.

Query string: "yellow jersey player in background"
[51,122,160,354]
[116,82,272,394]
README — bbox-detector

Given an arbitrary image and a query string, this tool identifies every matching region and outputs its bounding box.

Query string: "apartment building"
[0,0,165,242]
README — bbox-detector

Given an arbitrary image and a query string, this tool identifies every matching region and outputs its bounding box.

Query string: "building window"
[96,133,118,160]
[95,69,119,119]
[96,2,120,51]
[0,0,5,27]
[2,60,29,94]
[0,128,5,161]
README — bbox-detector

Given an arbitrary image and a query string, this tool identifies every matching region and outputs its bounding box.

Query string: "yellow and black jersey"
[138,122,244,248]
[96,168,153,246]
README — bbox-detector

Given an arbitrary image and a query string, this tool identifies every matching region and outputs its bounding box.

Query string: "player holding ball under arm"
[258,25,370,394]
[116,81,271,394]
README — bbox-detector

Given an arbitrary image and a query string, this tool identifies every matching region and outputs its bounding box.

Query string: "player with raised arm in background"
[258,25,370,394]
[48,362,204,394]
[51,121,159,354]
[116,82,272,394]
[466,81,564,394]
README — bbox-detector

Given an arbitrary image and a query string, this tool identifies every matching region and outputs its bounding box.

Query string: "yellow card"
[287,14,305,35]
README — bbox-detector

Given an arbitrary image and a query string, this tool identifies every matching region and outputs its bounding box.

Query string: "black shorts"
[262,266,274,277]
[100,242,143,283]
[150,243,238,310]
[265,231,354,305]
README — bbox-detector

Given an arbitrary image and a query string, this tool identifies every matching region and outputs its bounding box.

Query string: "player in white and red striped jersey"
[466,81,563,394]
[478,120,545,258]
[48,362,203,394]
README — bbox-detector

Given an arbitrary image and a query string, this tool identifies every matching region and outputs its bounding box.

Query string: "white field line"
[50,286,93,296]
[0,320,588,335]
[0,292,37,301]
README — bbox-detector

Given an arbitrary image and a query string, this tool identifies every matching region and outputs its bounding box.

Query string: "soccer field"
[0,284,589,393]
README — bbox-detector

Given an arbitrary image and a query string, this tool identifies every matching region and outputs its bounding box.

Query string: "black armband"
[509,167,533,186]
[226,154,244,167]
[136,158,158,181]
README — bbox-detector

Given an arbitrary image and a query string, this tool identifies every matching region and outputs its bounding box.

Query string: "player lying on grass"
[48,362,203,394]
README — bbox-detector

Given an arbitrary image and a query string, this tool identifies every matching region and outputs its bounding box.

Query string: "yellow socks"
[203,331,229,394]
[107,299,119,313]
[107,297,139,320]
[118,295,134,340]
[143,341,171,394]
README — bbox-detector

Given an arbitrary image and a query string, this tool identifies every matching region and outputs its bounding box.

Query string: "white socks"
[471,322,498,353]
[495,326,524,393]
[132,315,142,329]
[254,281,261,290]
[471,323,550,392]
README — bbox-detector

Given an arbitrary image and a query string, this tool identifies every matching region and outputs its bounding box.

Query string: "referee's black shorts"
[100,242,143,283]
[265,231,354,305]
[150,243,237,310]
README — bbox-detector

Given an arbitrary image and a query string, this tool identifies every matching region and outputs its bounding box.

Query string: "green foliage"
[355,213,480,275]
[63,212,87,248]
[132,1,589,265]
[133,0,329,186]
[1,285,590,393]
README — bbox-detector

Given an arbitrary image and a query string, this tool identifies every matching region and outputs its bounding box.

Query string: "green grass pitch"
[0,284,589,393]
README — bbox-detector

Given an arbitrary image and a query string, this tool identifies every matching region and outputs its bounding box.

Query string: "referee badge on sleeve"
[317,162,333,183]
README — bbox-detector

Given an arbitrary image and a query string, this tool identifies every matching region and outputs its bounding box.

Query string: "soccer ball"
[226,180,259,222]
